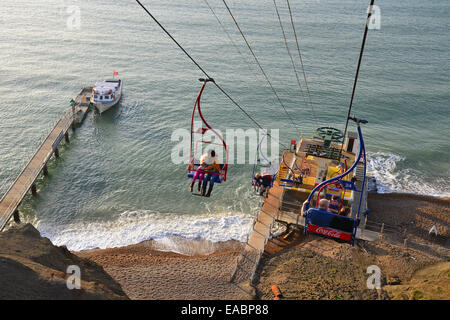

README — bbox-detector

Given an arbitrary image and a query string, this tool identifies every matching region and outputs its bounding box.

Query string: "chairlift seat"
[187,163,225,183]
[305,208,357,243]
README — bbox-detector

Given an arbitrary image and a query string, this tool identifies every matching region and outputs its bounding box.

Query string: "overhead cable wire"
[135,0,288,149]
[221,0,303,137]
[272,0,309,123]
[340,0,375,157]
[285,0,318,127]
[202,0,254,74]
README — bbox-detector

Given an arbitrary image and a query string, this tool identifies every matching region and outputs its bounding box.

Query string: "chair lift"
[251,134,278,196]
[302,117,368,245]
[187,78,229,195]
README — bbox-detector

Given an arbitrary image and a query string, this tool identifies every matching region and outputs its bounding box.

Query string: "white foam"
[150,236,238,256]
[367,152,450,198]
[33,152,448,252]
[36,210,254,252]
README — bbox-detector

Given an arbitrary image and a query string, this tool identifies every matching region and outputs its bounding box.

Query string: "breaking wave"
[36,210,254,252]
[367,152,450,198]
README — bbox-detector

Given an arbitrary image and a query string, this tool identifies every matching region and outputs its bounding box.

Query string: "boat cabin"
[92,79,121,103]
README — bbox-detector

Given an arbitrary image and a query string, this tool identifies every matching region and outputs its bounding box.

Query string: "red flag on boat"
[113,71,119,76]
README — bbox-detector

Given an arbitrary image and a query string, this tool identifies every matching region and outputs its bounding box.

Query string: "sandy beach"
[75,193,449,300]
[77,239,249,300]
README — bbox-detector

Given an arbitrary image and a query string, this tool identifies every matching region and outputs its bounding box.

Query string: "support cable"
[202,0,254,73]
[222,0,303,137]
[340,0,375,157]
[272,0,309,122]
[135,0,289,149]
[285,0,318,127]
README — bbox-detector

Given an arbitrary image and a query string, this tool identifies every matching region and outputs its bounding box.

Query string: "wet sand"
[75,193,449,300]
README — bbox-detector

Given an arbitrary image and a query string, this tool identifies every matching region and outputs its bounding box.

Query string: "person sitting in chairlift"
[253,173,262,192]
[339,206,360,226]
[190,161,207,193]
[293,174,303,187]
[301,198,329,217]
[190,149,215,193]
[339,206,350,217]
[328,195,341,214]
[259,171,273,196]
[201,150,221,197]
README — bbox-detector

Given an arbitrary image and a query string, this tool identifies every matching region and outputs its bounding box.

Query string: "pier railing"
[0,109,74,231]
[230,191,277,287]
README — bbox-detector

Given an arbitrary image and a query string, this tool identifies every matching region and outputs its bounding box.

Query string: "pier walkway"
[0,88,92,231]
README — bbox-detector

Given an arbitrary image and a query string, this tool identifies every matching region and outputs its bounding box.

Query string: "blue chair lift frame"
[251,134,278,189]
[303,117,368,245]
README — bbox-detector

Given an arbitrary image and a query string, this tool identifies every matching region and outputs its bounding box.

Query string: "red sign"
[307,224,351,242]
[113,71,119,75]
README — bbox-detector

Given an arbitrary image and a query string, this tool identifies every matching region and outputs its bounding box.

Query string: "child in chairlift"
[190,161,207,192]
[254,171,272,196]
[253,173,262,192]
[329,195,341,214]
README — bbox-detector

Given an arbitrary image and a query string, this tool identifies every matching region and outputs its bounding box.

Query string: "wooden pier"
[0,87,92,231]
[72,86,93,124]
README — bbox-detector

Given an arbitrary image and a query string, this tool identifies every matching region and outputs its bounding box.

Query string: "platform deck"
[0,87,92,231]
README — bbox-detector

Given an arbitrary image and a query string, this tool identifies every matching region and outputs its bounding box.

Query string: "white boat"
[90,79,123,113]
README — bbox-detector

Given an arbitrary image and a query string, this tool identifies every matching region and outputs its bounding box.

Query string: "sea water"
[0,0,448,251]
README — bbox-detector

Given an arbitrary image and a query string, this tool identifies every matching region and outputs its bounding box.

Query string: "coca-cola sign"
[308,224,351,242]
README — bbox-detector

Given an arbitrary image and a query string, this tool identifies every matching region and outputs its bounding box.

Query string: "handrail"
[304,117,367,220]
[0,109,73,204]
[281,151,295,185]
[0,109,74,231]
[230,188,277,284]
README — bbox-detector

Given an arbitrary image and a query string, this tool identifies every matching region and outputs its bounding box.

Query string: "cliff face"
[0,224,128,300]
